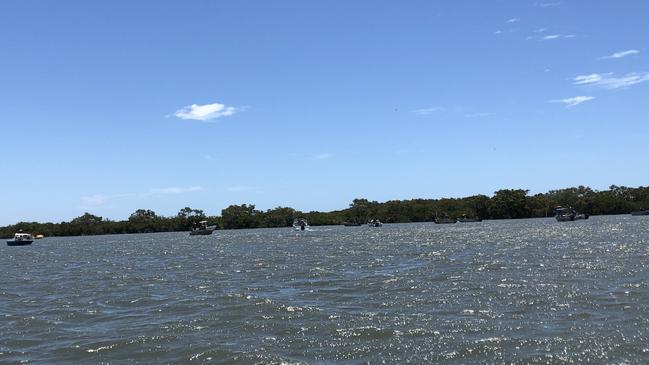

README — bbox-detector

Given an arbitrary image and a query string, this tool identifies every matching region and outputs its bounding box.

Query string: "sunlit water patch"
[2,215,649,363]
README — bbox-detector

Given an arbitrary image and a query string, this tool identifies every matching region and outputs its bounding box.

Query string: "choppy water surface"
[2,216,649,364]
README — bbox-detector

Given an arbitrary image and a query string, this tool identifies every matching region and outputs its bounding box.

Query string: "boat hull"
[6,240,33,246]
[434,219,457,224]
[189,229,214,235]
[631,211,649,216]
[458,218,482,223]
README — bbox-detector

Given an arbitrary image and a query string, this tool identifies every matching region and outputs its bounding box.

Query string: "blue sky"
[1,1,648,224]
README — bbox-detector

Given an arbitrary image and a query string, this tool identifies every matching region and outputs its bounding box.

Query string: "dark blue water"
[2,216,649,364]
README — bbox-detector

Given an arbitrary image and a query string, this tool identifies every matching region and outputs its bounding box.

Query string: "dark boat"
[631,209,649,216]
[6,233,34,246]
[434,217,457,224]
[458,215,482,223]
[554,207,588,221]
[189,221,216,235]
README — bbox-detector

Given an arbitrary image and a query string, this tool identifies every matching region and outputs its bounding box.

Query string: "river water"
[2,216,649,364]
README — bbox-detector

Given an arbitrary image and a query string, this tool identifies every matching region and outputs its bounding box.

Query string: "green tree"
[221,204,260,229]
[177,207,206,229]
[129,209,158,222]
[489,189,530,219]
[263,207,297,227]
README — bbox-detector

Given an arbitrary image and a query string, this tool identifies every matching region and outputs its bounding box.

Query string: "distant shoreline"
[2,184,647,239]
[2,214,642,240]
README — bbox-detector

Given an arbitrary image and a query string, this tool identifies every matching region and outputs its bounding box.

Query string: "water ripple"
[2,216,649,363]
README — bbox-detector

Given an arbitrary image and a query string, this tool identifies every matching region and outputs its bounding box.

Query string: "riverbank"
[2,184,647,238]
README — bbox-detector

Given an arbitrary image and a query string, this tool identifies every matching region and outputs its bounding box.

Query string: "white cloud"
[173,102,244,121]
[464,112,494,118]
[227,186,256,192]
[81,186,203,206]
[147,186,203,195]
[549,96,595,107]
[536,2,561,7]
[541,34,575,41]
[411,107,444,115]
[574,73,604,85]
[534,28,546,33]
[574,72,649,89]
[81,193,133,206]
[506,18,519,23]
[598,49,640,60]
[314,153,334,160]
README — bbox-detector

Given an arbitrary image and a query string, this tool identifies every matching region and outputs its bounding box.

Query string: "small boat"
[554,206,588,222]
[368,219,383,227]
[293,218,309,231]
[35,234,44,239]
[434,217,457,224]
[189,221,216,235]
[6,233,34,246]
[555,207,575,221]
[457,215,482,223]
[631,209,649,216]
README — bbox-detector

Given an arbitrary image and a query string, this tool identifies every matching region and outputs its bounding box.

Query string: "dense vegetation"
[2,185,648,238]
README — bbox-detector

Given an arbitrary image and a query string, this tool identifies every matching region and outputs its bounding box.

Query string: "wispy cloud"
[536,2,561,7]
[464,112,494,118]
[549,96,595,107]
[81,186,203,206]
[541,34,575,41]
[506,18,519,23]
[313,153,334,160]
[574,72,649,89]
[226,186,256,192]
[598,49,640,60]
[172,102,245,121]
[411,107,444,115]
[81,194,133,206]
[146,186,203,195]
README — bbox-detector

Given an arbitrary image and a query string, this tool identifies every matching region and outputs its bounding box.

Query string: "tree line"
[2,185,648,238]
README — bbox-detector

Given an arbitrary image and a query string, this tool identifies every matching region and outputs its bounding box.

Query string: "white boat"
[189,221,216,235]
[293,218,309,231]
[368,219,383,227]
[6,232,34,246]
